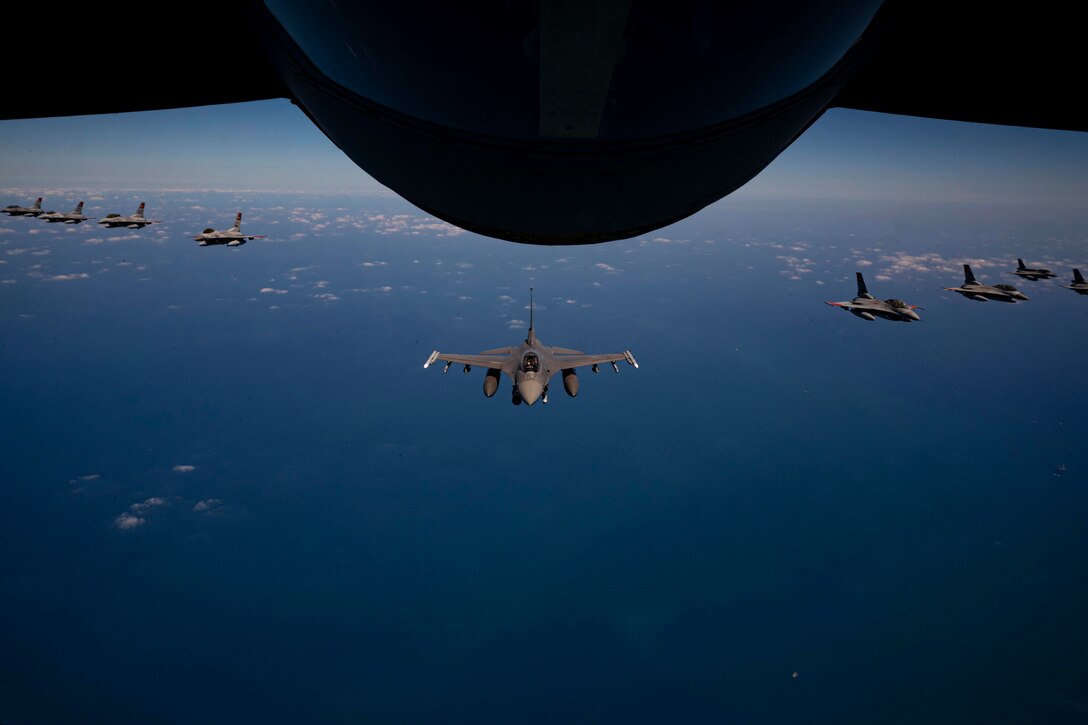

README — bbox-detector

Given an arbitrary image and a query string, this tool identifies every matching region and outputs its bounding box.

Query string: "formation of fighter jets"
[425,289,638,406]
[3,197,265,247]
[829,259,1084,324]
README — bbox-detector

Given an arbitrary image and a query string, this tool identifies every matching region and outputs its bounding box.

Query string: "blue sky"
[4,99,1088,208]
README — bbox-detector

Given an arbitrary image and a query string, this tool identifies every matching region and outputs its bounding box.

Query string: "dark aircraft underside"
[4,1,1084,244]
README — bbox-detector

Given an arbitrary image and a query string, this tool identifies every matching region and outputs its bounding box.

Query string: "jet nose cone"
[518,379,543,406]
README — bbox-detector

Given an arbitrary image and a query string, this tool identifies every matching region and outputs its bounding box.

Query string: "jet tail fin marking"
[963,264,977,284]
[133,202,145,218]
[33,197,42,209]
[73,201,84,214]
[230,212,242,232]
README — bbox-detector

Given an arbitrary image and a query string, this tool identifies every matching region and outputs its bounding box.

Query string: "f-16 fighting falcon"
[944,264,1029,302]
[39,201,92,224]
[424,289,638,406]
[1012,258,1056,281]
[2,197,44,216]
[1063,269,1088,295]
[99,202,158,229]
[825,272,922,322]
[195,212,265,246]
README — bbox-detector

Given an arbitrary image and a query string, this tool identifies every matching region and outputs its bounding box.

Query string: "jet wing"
[423,351,509,369]
[0,4,285,120]
[835,1,1088,132]
[552,351,638,369]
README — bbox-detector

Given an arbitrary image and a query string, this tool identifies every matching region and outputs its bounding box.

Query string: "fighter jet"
[98,202,158,229]
[2,197,44,217]
[1012,258,1056,281]
[1062,269,1088,295]
[194,212,265,247]
[424,289,638,406]
[825,272,922,322]
[39,201,92,224]
[944,264,1029,302]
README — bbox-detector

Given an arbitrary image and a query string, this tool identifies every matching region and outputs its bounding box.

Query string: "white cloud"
[596,263,621,273]
[46,273,90,281]
[259,288,289,295]
[508,319,527,329]
[172,465,196,473]
[193,498,223,513]
[130,497,168,512]
[114,513,145,530]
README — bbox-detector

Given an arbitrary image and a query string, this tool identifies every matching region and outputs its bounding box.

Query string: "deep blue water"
[1,192,1087,723]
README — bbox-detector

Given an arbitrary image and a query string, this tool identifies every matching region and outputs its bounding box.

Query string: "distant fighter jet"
[424,289,638,406]
[39,201,92,224]
[1063,269,1088,295]
[2,197,44,217]
[1012,258,1056,281]
[194,212,265,247]
[944,264,1029,302]
[99,202,158,229]
[825,272,922,322]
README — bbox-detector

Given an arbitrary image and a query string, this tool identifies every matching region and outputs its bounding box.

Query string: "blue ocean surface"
[1,191,1086,723]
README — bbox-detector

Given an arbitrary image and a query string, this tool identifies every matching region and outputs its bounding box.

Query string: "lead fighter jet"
[825,272,922,322]
[944,264,1029,302]
[424,289,638,406]
[195,212,265,247]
